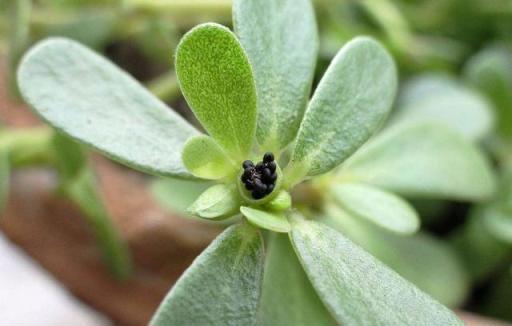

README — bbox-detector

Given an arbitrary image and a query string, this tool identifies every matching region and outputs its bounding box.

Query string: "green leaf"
[331,182,419,234]
[150,178,211,216]
[464,45,512,139]
[52,131,87,182]
[67,168,132,279]
[289,37,397,180]
[0,151,9,213]
[396,74,494,141]
[188,184,239,219]
[182,135,235,180]
[264,190,292,212]
[150,223,264,326]
[259,234,335,326]
[233,0,318,151]
[483,207,512,244]
[240,206,290,233]
[175,23,257,160]
[342,122,495,201]
[17,38,198,178]
[290,218,463,325]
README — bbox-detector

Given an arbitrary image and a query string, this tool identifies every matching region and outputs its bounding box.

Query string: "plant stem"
[0,127,54,167]
[7,0,31,96]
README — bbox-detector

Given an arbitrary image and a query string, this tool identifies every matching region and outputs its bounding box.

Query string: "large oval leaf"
[290,218,463,325]
[331,182,419,234]
[342,121,495,201]
[176,23,257,161]
[396,74,493,141]
[0,151,9,213]
[233,0,318,151]
[289,37,397,180]
[17,38,198,178]
[259,234,335,326]
[150,223,265,326]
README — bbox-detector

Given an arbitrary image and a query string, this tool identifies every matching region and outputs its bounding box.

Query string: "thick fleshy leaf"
[259,234,335,326]
[396,74,493,141]
[342,122,495,201]
[289,37,397,180]
[150,178,211,216]
[290,218,463,325]
[240,206,290,233]
[175,23,257,160]
[464,45,512,139]
[182,135,235,180]
[483,207,512,244]
[0,151,9,213]
[67,169,132,279]
[17,38,198,178]
[233,0,318,151]
[331,182,419,234]
[188,184,239,219]
[324,210,468,307]
[150,223,264,326]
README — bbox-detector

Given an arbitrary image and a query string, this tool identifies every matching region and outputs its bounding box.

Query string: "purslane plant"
[16,0,488,324]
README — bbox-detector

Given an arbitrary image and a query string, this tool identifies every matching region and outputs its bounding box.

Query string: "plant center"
[240,152,277,199]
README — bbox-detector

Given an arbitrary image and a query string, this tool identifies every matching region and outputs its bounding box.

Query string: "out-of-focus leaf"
[240,206,290,233]
[464,45,512,139]
[18,38,198,178]
[290,218,463,325]
[233,0,318,151]
[7,0,30,95]
[331,182,419,234]
[150,223,264,326]
[182,135,235,180]
[175,23,257,161]
[150,178,211,216]
[483,207,512,244]
[396,74,494,141]
[0,151,9,213]
[342,122,495,201]
[188,184,239,220]
[289,37,396,181]
[259,234,335,326]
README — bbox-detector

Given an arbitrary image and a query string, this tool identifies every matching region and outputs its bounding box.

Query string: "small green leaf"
[176,23,257,160]
[396,74,494,141]
[150,223,264,326]
[150,178,211,216]
[264,191,292,212]
[464,45,512,139]
[240,206,290,233]
[0,151,9,213]
[342,122,495,201]
[233,0,318,151]
[290,218,463,325]
[182,135,234,180]
[17,38,198,178]
[188,184,239,219]
[67,168,132,279]
[289,37,397,179]
[483,207,512,244]
[331,182,419,234]
[259,234,335,326]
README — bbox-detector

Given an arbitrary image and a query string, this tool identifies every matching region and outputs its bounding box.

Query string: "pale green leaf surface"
[396,74,493,141]
[17,38,198,178]
[290,37,397,178]
[188,184,239,219]
[150,223,264,326]
[240,206,290,233]
[464,45,512,139]
[259,234,335,326]
[331,182,419,234]
[233,0,318,151]
[67,169,132,279]
[343,122,495,201]
[182,135,234,179]
[151,178,211,216]
[176,23,257,160]
[290,219,463,325]
[483,207,512,244]
[0,151,9,213]
[264,190,292,212]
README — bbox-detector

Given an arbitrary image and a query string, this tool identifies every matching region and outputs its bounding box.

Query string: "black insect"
[241,152,277,199]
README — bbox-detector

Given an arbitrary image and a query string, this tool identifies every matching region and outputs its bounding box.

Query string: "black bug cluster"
[241,152,277,199]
